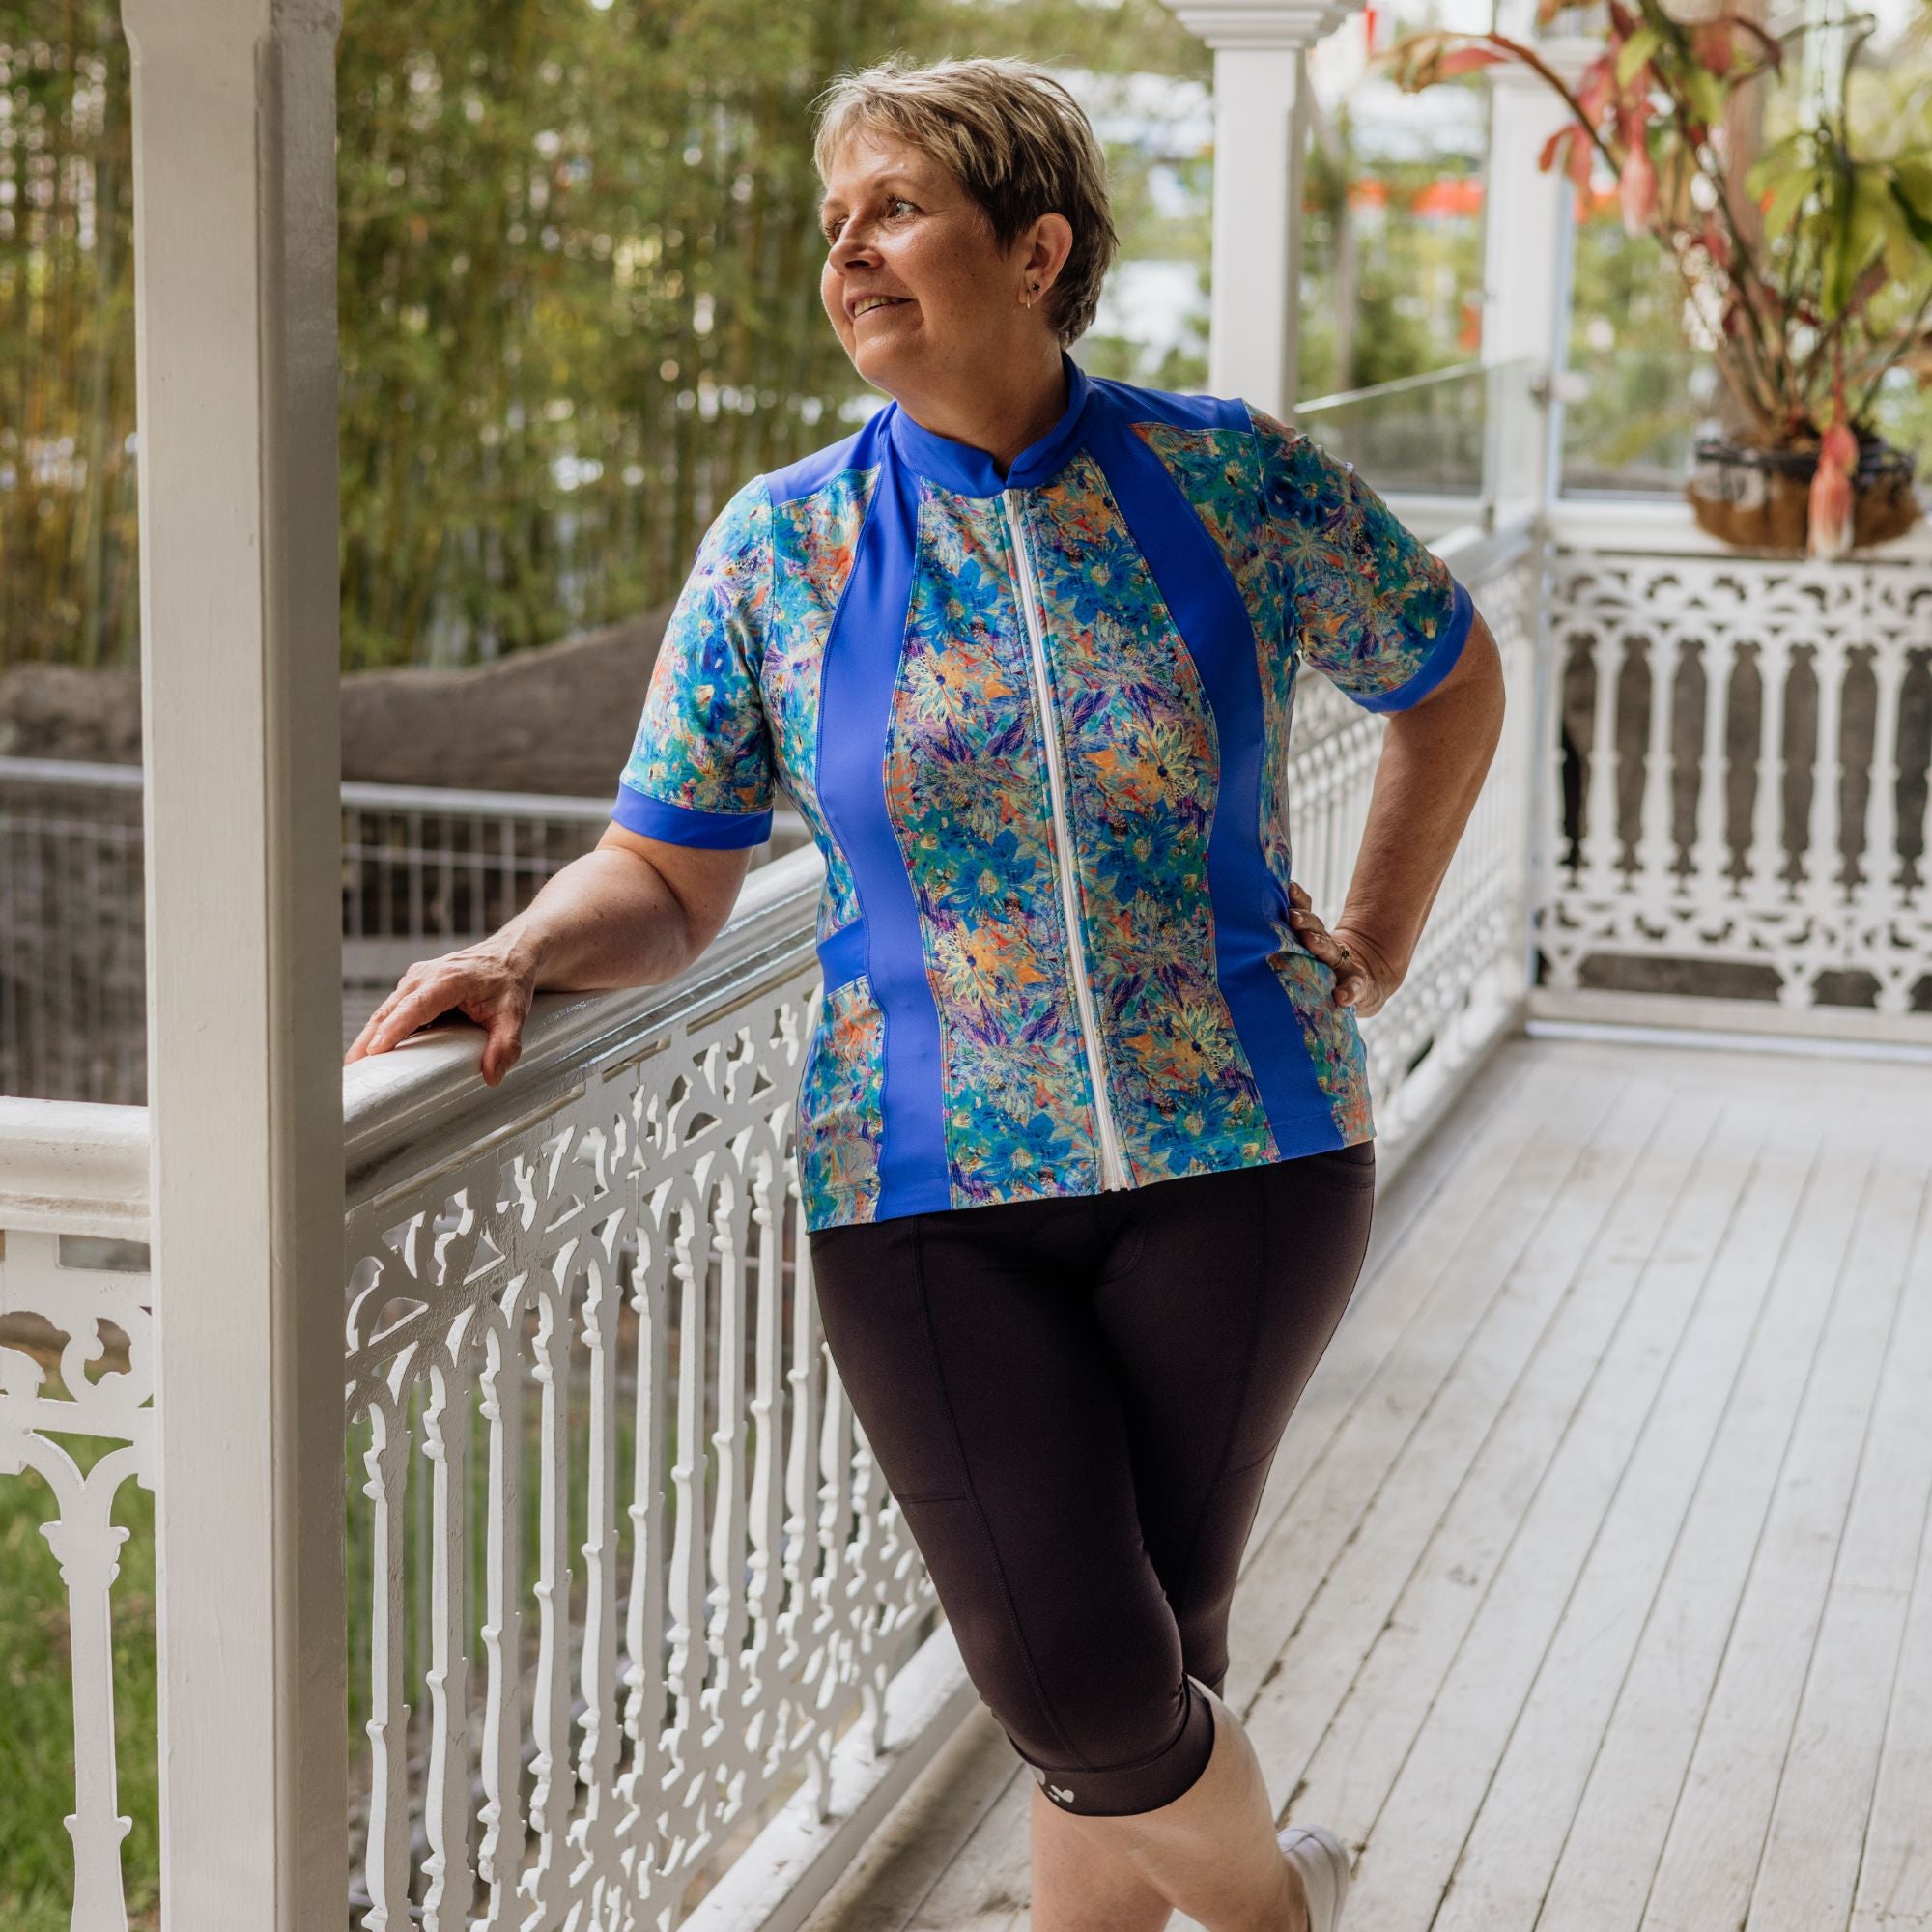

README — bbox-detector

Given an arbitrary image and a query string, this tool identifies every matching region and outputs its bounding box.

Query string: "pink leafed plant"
[1383,2,1932,555]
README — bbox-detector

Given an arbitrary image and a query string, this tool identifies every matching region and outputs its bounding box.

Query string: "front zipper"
[1001,488,1130,1192]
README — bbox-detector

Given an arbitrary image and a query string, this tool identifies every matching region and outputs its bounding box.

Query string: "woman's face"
[818,128,1058,401]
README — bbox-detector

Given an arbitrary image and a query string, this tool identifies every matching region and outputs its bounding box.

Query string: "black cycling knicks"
[806,1138,1378,1818]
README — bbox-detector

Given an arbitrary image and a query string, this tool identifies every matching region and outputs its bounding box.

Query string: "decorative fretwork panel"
[0,1228,156,1931]
[1536,547,1932,1023]
[342,959,938,1932]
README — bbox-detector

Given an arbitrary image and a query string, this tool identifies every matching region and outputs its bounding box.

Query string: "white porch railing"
[1292,518,1545,1151]
[339,848,950,1932]
[1534,505,1932,1045]
[0,514,1542,1931]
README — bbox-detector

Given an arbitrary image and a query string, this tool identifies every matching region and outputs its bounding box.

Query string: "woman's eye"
[821,198,916,244]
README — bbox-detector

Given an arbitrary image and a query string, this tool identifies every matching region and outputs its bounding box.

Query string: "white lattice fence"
[340,901,941,1932]
[1535,543,1932,1032]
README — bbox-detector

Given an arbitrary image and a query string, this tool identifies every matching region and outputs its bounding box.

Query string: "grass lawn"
[0,1444,159,1931]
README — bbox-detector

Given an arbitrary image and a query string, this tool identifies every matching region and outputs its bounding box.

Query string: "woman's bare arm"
[344,825,753,1084]
[496,825,753,989]
[1288,607,1508,1014]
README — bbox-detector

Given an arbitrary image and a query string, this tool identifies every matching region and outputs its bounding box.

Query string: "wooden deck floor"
[798,1031,1932,1932]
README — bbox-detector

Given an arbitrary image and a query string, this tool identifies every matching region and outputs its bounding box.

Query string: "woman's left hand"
[1286,880,1401,1019]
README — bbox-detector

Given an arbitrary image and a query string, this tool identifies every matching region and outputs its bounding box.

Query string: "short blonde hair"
[811,55,1120,347]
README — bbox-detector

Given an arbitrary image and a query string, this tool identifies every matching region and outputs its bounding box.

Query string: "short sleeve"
[612,476,777,847]
[1249,406,1475,713]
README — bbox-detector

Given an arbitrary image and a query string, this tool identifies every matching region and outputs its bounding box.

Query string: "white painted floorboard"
[797,1036,1932,1932]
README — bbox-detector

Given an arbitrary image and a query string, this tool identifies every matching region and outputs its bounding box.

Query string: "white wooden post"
[1481,23,1597,507]
[1164,0,1361,420]
[119,1,349,1925]
[1480,15,1593,1053]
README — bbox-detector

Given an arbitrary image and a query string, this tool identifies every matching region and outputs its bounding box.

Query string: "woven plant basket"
[1686,434,1920,553]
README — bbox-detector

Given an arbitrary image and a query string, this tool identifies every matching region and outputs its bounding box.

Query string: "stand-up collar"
[885,352,1095,497]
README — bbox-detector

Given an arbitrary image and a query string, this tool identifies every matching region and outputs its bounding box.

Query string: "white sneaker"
[1277,1822,1351,1932]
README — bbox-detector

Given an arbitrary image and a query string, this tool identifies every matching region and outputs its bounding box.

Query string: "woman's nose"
[828,228,876,273]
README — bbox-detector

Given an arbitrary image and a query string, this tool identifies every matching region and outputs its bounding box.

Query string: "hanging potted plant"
[1382,3,1932,556]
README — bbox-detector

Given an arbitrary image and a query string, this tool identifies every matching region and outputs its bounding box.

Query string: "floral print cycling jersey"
[615,354,1475,1233]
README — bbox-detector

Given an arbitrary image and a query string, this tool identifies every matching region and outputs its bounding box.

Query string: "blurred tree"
[1560,193,1717,491]
[2,0,1210,672]
[0,7,139,671]
[1299,110,1486,401]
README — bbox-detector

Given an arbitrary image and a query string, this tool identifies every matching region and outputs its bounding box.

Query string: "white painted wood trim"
[1163,0,1355,50]
[1205,45,1304,418]
[118,0,349,1924]
[1526,993,1932,1060]
[1548,495,1932,560]
[340,841,825,1205]
[0,1100,150,1240]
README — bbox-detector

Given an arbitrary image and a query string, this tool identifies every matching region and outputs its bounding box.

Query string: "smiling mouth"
[851,295,913,319]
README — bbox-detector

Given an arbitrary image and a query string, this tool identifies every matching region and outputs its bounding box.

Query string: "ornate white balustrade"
[1534,514,1932,1041]
[338,852,952,1930]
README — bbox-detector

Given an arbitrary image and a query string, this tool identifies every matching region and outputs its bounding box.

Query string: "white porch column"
[119,2,348,1926]
[1165,0,1359,420]
[1480,71,1576,371]
[1481,27,1596,506]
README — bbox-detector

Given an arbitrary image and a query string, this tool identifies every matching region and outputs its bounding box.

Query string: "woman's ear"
[1023,212,1075,298]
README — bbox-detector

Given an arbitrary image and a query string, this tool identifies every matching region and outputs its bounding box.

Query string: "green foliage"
[1300,121,1487,400]
[332,0,894,667]
[1561,203,1715,489]
[1386,0,1932,449]
[2,0,1208,673]
[1745,127,1932,322]
[0,8,140,672]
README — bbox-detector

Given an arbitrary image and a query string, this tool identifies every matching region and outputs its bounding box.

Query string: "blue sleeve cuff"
[611,781,773,848]
[1353,577,1476,715]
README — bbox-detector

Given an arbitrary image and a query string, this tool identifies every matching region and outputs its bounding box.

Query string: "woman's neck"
[894,348,1069,477]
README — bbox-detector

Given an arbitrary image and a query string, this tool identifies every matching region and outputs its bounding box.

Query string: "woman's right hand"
[1286,880,1402,1019]
[343,935,537,1087]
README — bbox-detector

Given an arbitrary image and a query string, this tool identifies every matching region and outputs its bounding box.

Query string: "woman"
[348,53,1505,1932]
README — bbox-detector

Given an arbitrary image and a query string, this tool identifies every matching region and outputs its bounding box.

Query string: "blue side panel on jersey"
[1085,405,1314,1151]
[811,432,952,1219]
[817,917,867,993]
